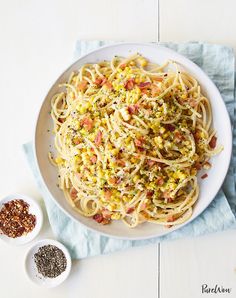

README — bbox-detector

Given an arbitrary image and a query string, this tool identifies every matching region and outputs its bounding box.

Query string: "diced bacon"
[166,224,173,228]
[151,85,160,97]
[102,209,112,219]
[94,77,103,86]
[93,213,103,223]
[81,117,93,131]
[119,63,127,70]
[108,177,118,185]
[127,207,134,214]
[58,118,65,123]
[153,77,163,82]
[147,190,154,197]
[138,82,151,89]
[209,136,217,149]
[189,99,197,107]
[165,124,175,132]
[77,80,88,92]
[104,190,112,200]
[90,155,97,163]
[147,159,156,167]
[104,81,113,89]
[174,131,184,142]
[124,78,135,90]
[194,162,202,170]
[156,176,164,186]
[95,130,102,146]
[116,159,126,167]
[101,77,107,86]
[201,173,208,179]
[127,104,139,114]
[135,137,145,147]
[70,187,78,199]
[167,215,175,222]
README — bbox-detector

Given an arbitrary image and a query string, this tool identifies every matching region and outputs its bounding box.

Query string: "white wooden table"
[0,1,235,297]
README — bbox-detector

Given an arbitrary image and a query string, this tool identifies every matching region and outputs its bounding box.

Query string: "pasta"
[49,53,222,228]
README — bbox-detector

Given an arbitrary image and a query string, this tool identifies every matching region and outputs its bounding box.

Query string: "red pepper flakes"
[0,199,36,238]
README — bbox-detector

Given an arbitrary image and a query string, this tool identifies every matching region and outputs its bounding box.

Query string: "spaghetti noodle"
[49,54,222,228]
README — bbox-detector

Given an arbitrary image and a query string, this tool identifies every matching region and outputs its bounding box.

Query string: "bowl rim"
[33,42,232,240]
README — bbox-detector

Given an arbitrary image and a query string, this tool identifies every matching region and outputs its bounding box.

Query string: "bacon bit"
[81,117,93,131]
[100,77,107,85]
[193,131,201,141]
[201,173,208,179]
[108,177,118,185]
[138,82,151,89]
[116,159,126,167]
[147,190,154,197]
[77,80,88,92]
[135,137,145,147]
[127,104,139,114]
[58,118,65,123]
[166,224,173,228]
[124,78,135,90]
[194,162,202,170]
[70,187,78,199]
[156,177,164,186]
[174,131,184,142]
[151,85,160,97]
[94,77,103,86]
[165,124,175,132]
[90,155,97,164]
[93,213,103,223]
[104,81,113,90]
[147,159,156,167]
[167,215,175,222]
[95,130,102,146]
[104,190,112,200]
[209,136,217,149]
[189,99,197,107]
[167,198,174,203]
[102,209,112,219]
[127,207,134,214]
[153,77,163,82]
[120,63,127,70]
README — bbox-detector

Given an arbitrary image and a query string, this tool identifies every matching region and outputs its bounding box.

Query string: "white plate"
[25,239,72,288]
[0,193,43,245]
[34,43,232,240]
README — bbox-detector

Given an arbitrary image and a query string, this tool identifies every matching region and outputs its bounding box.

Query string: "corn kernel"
[137,57,148,67]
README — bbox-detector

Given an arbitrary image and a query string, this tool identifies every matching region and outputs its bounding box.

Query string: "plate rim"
[33,42,232,240]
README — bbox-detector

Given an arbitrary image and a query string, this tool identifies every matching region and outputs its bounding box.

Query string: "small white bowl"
[25,239,72,288]
[0,193,43,245]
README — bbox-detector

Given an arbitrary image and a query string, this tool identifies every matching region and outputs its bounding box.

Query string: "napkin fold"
[23,41,236,259]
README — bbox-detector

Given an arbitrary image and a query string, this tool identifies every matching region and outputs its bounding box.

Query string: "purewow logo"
[201,284,232,294]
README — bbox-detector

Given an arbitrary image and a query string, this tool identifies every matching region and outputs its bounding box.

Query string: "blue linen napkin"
[23,41,236,259]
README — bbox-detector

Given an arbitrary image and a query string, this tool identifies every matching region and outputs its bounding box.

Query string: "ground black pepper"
[34,245,67,278]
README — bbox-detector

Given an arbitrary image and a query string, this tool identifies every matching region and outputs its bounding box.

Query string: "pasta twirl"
[49,54,222,228]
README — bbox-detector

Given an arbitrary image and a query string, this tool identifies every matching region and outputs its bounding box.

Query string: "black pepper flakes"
[34,245,67,278]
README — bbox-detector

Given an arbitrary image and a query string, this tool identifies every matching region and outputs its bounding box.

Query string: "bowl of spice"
[0,193,43,245]
[25,239,71,287]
